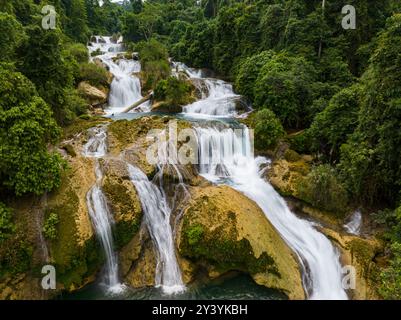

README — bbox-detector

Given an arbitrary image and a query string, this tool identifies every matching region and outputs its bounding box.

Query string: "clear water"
[62,274,286,300]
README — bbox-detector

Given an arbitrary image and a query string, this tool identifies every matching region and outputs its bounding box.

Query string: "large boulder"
[177,185,305,299]
[100,158,143,249]
[78,81,108,106]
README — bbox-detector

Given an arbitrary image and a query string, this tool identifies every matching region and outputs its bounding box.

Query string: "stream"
[71,36,349,300]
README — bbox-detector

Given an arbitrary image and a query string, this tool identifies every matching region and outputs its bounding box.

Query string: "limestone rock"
[320,227,383,300]
[101,158,143,249]
[177,185,305,299]
[78,81,107,106]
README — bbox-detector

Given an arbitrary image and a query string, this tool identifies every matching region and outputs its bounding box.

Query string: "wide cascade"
[88,36,150,114]
[127,164,185,294]
[179,63,347,299]
[83,126,124,293]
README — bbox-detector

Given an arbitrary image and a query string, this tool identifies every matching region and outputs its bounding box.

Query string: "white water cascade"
[88,36,150,115]
[127,164,185,294]
[344,210,362,235]
[175,63,241,117]
[83,126,124,293]
[194,125,348,299]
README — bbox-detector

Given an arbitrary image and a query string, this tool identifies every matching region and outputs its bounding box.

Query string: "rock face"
[267,157,310,199]
[78,81,108,106]
[45,139,104,292]
[177,185,305,300]
[321,228,383,300]
[101,158,143,249]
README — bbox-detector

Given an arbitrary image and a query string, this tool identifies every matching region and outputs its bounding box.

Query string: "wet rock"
[78,81,107,106]
[177,185,305,299]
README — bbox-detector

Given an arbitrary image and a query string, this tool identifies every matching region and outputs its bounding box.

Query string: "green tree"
[0,64,64,196]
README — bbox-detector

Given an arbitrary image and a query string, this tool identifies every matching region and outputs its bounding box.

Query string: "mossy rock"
[46,153,103,291]
[178,185,305,299]
[101,159,143,249]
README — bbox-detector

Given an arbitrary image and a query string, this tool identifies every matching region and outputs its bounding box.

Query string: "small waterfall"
[194,125,348,300]
[177,63,240,117]
[83,126,124,293]
[344,210,362,235]
[88,36,150,115]
[83,126,108,158]
[127,164,185,294]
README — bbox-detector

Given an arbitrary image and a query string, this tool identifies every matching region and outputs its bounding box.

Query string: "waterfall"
[83,126,124,293]
[88,36,150,115]
[344,210,362,235]
[194,125,348,299]
[176,63,240,117]
[127,164,185,294]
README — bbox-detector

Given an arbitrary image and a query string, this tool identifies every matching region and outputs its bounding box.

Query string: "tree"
[17,25,76,124]
[0,64,64,196]
[253,52,317,128]
[250,109,285,151]
[338,14,401,205]
[0,13,25,61]
[308,85,361,162]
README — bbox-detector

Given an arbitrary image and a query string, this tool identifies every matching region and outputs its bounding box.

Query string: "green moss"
[180,206,279,277]
[186,224,204,246]
[284,149,301,162]
[102,178,142,249]
[113,220,140,249]
[62,144,76,157]
[43,212,59,240]
[0,236,33,278]
[48,181,103,289]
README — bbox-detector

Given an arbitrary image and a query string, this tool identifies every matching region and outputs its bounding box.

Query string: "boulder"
[100,158,143,249]
[177,185,305,299]
[78,81,107,106]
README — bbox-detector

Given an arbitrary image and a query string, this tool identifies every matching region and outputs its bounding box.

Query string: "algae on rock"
[178,185,305,299]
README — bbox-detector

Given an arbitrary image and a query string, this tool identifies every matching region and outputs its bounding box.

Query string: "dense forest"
[1,0,401,299]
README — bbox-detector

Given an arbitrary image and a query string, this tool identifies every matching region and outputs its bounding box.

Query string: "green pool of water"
[61,274,286,300]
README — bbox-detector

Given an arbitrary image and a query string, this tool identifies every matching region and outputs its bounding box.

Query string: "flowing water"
[175,63,242,118]
[83,126,124,293]
[127,164,185,294]
[193,125,348,299]
[80,37,349,299]
[88,36,150,115]
[178,63,348,299]
[344,210,362,235]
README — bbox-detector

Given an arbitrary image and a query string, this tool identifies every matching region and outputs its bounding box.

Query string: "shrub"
[67,43,89,64]
[250,109,285,150]
[43,212,59,241]
[0,203,15,242]
[78,63,109,87]
[135,39,170,90]
[154,77,194,106]
[297,165,349,214]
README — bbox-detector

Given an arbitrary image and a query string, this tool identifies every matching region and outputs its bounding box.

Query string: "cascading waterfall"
[127,164,185,294]
[344,210,362,235]
[178,60,348,299]
[194,125,348,300]
[88,36,150,115]
[83,126,124,293]
[176,63,240,117]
